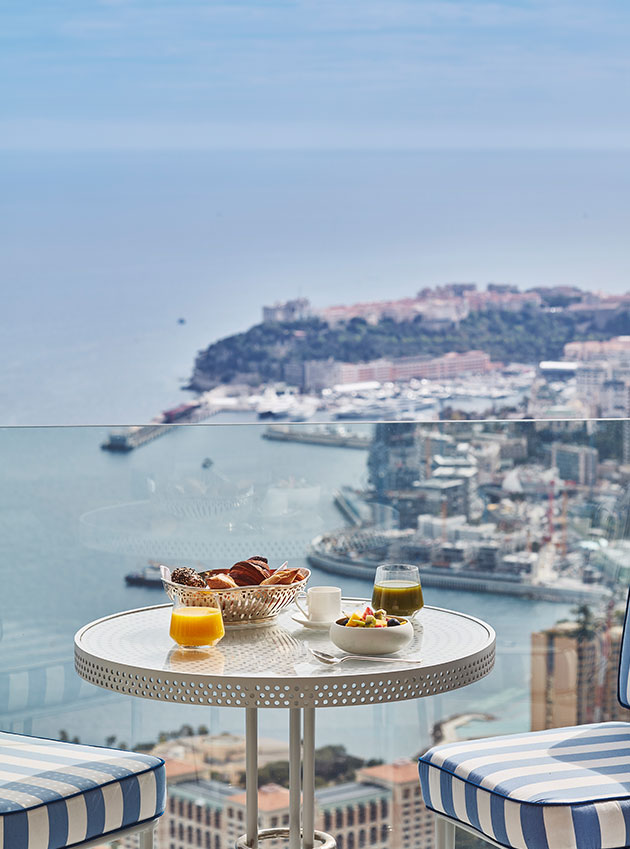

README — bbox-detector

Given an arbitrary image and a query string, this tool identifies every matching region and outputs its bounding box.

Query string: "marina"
[307,540,611,603]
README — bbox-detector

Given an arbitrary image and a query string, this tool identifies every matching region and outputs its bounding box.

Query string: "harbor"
[307,532,612,604]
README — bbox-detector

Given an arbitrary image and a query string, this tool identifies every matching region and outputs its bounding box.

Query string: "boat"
[124,563,163,588]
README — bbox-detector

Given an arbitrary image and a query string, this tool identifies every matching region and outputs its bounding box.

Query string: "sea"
[1,147,622,761]
[2,149,630,426]
[0,417,574,762]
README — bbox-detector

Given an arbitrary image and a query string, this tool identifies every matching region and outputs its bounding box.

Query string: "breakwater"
[262,425,372,449]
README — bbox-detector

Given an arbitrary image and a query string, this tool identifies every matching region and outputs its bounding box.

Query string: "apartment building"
[531,620,630,731]
[154,758,434,849]
[295,351,492,391]
[601,379,630,418]
[551,442,599,487]
[564,336,630,360]
[356,761,435,849]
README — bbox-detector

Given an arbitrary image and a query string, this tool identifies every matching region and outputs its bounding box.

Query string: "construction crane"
[441,497,448,544]
[560,488,569,558]
[545,479,555,543]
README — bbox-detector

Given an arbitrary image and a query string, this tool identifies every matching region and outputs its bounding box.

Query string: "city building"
[357,760,435,849]
[390,351,491,381]
[154,757,434,849]
[316,285,540,327]
[601,379,630,418]
[531,619,630,730]
[564,336,630,360]
[262,298,312,323]
[551,442,599,487]
[592,541,630,585]
[432,465,481,522]
[411,479,466,522]
[295,351,493,391]
[576,363,608,410]
[152,733,289,786]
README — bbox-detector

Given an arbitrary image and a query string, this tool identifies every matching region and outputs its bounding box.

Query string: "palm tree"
[571,604,596,642]
[571,603,598,724]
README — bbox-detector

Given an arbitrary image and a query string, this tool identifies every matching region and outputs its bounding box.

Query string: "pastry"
[260,568,301,585]
[170,566,207,588]
[205,573,239,589]
[230,560,270,586]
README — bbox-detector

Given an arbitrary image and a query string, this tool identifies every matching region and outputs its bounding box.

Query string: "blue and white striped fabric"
[617,589,630,710]
[419,722,630,849]
[0,731,165,849]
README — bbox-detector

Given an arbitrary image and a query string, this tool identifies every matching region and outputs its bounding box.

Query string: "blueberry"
[386,619,401,627]
[338,617,350,626]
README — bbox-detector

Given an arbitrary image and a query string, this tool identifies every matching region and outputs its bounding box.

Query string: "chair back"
[618,588,630,708]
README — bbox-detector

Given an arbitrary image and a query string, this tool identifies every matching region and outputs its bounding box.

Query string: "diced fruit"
[342,607,405,628]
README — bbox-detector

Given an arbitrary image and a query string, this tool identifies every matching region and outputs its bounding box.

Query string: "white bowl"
[329,617,414,656]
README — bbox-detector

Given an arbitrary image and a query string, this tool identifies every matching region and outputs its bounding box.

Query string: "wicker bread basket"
[161,565,309,626]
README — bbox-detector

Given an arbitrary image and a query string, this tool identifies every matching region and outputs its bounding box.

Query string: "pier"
[101,401,219,452]
[333,488,372,526]
[262,424,372,449]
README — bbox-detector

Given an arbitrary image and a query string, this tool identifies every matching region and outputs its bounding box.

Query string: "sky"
[2,0,630,151]
[2,1,630,424]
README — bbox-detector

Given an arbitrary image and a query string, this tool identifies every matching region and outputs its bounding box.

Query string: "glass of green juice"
[371,563,424,619]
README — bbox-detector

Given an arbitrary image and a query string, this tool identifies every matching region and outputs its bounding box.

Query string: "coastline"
[307,545,611,604]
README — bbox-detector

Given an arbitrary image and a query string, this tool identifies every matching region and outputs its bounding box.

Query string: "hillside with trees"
[189,306,625,388]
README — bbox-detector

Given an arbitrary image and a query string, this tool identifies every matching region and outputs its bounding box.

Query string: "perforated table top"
[75,600,495,709]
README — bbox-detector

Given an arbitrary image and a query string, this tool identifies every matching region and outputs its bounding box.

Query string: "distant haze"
[2,1,630,151]
[1,0,629,424]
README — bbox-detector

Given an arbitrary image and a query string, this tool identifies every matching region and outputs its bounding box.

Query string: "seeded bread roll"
[170,566,207,588]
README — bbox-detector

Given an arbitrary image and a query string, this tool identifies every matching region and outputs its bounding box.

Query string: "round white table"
[75,600,495,849]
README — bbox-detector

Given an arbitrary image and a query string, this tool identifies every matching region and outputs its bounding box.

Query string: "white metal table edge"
[74,600,496,849]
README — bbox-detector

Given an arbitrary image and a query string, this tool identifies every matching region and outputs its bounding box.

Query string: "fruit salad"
[338,606,405,628]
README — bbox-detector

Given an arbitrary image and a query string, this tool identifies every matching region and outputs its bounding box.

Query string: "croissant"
[230,560,271,586]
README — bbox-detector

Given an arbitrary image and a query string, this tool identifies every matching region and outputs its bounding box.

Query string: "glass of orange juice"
[169,591,225,648]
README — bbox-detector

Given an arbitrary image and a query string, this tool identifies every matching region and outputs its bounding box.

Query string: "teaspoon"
[310,648,420,666]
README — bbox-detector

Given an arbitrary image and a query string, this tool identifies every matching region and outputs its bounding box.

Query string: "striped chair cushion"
[418,722,630,849]
[0,731,165,849]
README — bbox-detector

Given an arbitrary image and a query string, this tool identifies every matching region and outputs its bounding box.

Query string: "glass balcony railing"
[2,418,629,849]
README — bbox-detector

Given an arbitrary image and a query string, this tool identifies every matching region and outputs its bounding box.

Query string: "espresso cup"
[295,586,342,623]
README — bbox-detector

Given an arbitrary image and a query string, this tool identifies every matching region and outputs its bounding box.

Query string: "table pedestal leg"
[302,707,315,849]
[246,707,258,849]
[289,708,302,849]
[236,707,335,849]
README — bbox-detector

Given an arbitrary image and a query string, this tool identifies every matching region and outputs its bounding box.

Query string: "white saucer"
[291,614,335,631]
